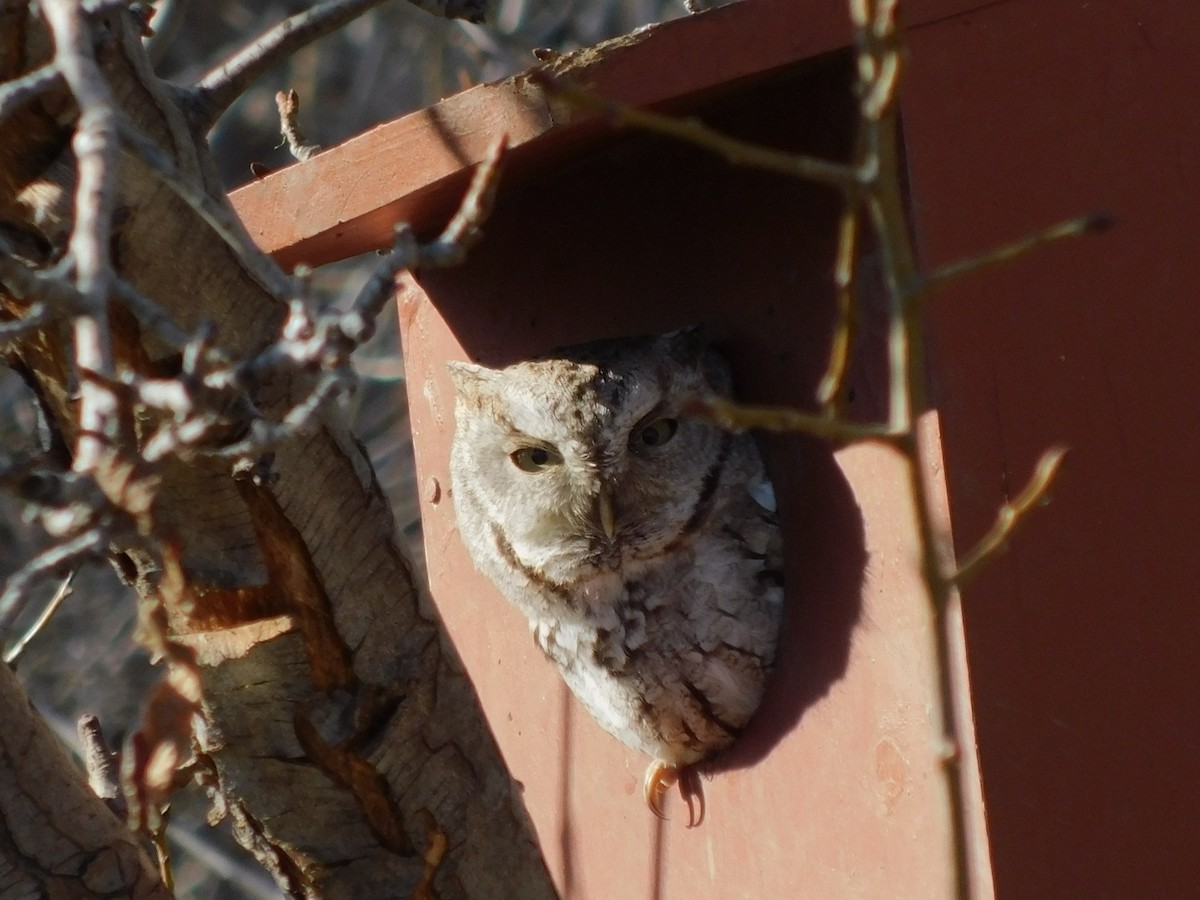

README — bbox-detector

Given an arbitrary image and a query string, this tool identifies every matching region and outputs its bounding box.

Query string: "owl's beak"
[595,488,617,540]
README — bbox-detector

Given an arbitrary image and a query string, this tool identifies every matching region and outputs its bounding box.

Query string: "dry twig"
[188,0,396,131]
[952,446,1069,586]
[2,571,75,664]
[275,89,322,161]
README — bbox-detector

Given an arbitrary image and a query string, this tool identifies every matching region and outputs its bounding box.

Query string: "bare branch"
[43,0,119,329]
[0,237,84,313]
[209,371,353,459]
[1,242,203,354]
[421,134,509,264]
[111,276,203,351]
[2,571,75,664]
[193,136,509,460]
[0,528,107,640]
[535,72,862,191]
[686,394,901,444]
[926,213,1112,291]
[816,202,863,410]
[0,63,62,126]
[275,89,322,161]
[187,0,396,132]
[953,446,1069,586]
[0,302,55,344]
[339,226,421,346]
[42,0,124,476]
[1,1,551,894]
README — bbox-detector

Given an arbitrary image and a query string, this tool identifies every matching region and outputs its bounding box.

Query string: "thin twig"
[43,0,119,354]
[816,202,863,410]
[534,72,862,192]
[0,238,84,312]
[0,64,62,126]
[188,0,394,132]
[926,214,1112,291]
[111,276,207,351]
[416,133,509,266]
[3,571,75,664]
[0,303,54,344]
[275,90,323,161]
[151,811,175,894]
[209,371,354,459]
[339,226,421,346]
[0,245,205,354]
[687,395,901,444]
[202,135,507,458]
[0,528,106,639]
[953,446,1069,586]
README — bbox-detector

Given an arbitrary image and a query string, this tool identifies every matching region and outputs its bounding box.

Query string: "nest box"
[233,1,1200,896]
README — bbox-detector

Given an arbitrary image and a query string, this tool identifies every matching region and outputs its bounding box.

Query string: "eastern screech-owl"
[447,327,784,820]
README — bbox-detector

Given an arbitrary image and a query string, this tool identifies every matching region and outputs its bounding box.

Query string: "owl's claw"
[643,760,678,820]
[643,761,705,827]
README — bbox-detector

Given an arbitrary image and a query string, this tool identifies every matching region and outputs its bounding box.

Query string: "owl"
[447,327,784,823]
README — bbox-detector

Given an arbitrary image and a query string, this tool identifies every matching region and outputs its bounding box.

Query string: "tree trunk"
[0,3,555,897]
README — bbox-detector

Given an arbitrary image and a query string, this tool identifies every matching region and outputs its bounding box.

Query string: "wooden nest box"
[233,1,1200,896]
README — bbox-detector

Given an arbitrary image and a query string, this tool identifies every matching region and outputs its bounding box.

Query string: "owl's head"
[447,327,735,585]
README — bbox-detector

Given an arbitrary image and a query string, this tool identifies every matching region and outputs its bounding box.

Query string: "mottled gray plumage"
[447,328,784,816]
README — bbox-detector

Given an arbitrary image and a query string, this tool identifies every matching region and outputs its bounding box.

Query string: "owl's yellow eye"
[635,417,678,449]
[510,446,562,472]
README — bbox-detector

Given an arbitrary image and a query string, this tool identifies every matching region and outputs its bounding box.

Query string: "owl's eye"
[634,417,679,449]
[510,446,562,472]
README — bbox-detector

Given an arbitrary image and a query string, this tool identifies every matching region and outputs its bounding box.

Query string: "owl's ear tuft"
[447,360,502,399]
[660,324,707,365]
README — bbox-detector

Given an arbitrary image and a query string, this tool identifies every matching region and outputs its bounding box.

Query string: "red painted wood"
[903,1,1200,896]
[229,0,992,273]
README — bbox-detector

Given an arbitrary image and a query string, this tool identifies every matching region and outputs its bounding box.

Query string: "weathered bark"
[0,3,554,898]
[0,660,170,899]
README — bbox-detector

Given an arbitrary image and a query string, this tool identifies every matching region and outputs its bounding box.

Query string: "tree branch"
[925,213,1111,291]
[816,199,864,410]
[535,70,862,192]
[187,0,399,133]
[2,570,75,664]
[686,394,902,445]
[0,63,61,126]
[952,446,1069,586]
[0,527,107,645]
[42,0,124,479]
[275,89,322,161]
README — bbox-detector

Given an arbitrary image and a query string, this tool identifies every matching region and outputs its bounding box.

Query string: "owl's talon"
[679,766,706,828]
[643,760,679,820]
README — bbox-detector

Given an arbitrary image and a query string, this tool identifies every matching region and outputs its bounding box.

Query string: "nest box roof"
[228,0,859,270]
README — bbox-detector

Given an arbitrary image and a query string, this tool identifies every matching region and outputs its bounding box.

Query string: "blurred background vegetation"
[1,1,688,895]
